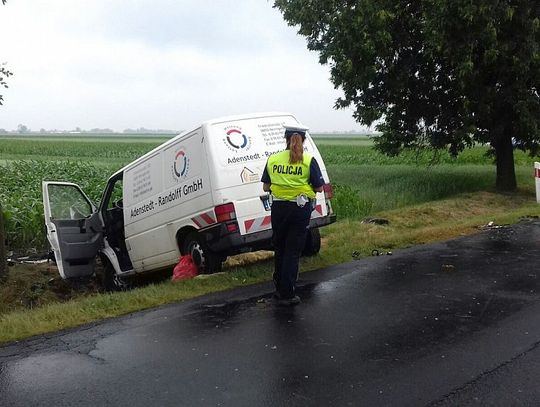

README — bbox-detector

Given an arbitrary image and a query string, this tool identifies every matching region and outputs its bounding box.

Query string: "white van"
[42,112,336,289]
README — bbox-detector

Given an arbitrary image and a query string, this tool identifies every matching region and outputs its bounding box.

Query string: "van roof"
[109,111,298,179]
[201,111,295,127]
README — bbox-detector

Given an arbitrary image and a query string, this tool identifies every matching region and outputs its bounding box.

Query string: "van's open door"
[42,181,103,279]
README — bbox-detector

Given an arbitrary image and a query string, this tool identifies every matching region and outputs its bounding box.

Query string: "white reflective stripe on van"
[244,215,272,234]
[244,204,323,234]
[191,210,217,228]
[311,204,324,218]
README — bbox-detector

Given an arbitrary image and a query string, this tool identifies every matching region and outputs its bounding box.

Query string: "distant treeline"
[0,126,370,136]
[0,125,179,135]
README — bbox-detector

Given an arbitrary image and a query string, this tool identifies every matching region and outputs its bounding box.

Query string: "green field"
[0,134,538,250]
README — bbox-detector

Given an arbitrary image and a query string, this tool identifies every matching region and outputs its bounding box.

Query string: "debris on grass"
[478,220,508,230]
[371,249,393,256]
[361,217,390,225]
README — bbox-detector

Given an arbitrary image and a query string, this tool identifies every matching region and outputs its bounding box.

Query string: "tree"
[274,0,540,190]
[17,124,29,134]
[0,62,12,107]
[0,0,12,107]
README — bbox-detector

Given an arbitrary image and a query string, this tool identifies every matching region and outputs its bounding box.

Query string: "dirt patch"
[0,262,102,314]
[0,251,274,314]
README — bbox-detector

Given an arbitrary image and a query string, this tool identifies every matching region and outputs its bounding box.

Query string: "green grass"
[0,265,270,342]
[329,164,499,218]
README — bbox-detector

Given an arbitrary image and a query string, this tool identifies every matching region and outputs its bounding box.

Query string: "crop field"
[0,134,538,251]
[0,136,169,166]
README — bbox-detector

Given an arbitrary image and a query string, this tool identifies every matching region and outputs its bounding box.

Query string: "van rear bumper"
[204,224,273,255]
[204,213,337,256]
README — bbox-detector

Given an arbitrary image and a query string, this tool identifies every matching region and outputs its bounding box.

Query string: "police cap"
[283,123,309,140]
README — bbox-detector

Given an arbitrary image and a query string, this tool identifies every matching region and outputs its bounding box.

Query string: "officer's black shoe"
[277,295,301,306]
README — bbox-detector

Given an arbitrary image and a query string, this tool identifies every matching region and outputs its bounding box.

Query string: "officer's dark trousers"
[271,200,312,299]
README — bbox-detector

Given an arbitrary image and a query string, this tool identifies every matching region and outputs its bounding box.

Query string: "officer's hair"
[288,133,304,164]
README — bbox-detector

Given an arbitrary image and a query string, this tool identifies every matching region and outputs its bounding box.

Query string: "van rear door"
[42,181,103,279]
[205,113,329,236]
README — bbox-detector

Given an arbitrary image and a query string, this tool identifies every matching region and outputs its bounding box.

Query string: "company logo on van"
[171,148,190,182]
[223,126,251,151]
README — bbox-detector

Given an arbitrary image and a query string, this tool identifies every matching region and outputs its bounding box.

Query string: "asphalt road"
[2,219,540,406]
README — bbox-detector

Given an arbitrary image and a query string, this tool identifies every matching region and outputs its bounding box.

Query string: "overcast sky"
[0,0,366,132]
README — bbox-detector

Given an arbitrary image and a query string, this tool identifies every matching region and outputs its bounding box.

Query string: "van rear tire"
[302,227,321,256]
[182,232,222,274]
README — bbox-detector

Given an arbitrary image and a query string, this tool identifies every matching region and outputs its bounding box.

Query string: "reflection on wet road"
[2,220,540,406]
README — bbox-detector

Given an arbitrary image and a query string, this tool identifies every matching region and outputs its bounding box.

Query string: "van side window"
[107,180,124,210]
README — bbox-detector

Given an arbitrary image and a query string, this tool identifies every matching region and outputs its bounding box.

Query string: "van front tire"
[101,260,129,291]
[182,232,222,274]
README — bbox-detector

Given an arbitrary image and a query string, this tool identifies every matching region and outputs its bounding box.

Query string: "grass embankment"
[1,190,538,344]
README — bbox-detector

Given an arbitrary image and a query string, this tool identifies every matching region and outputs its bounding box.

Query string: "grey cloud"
[78,0,296,54]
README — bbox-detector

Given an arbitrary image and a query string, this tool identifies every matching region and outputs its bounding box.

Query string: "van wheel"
[302,228,321,256]
[182,232,222,274]
[101,260,129,291]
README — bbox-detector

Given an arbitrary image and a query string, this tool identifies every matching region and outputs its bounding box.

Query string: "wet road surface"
[2,220,540,406]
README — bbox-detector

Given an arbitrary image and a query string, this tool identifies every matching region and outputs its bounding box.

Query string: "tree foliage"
[274,0,540,190]
[0,0,10,106]
[0,63,12,106]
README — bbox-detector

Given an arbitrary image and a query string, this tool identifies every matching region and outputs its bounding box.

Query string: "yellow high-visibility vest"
[267,150,316,200]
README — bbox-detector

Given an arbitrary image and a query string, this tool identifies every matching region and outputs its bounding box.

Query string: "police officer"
[261,123,324,305]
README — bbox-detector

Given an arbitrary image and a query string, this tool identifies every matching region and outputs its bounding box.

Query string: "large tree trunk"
[494,135,517,191]
[0,203,7,283]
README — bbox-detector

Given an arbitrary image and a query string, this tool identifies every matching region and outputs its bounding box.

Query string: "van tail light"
[323,183,333,200]
[215,203,236,223]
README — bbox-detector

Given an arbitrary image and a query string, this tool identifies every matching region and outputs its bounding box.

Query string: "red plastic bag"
[171,255,198,281]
